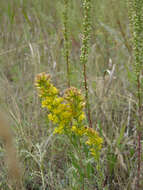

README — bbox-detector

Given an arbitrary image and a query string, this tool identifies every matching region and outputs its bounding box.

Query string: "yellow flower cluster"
[85,128,103,158]
[35,72,103,158]
[35,73,71,134]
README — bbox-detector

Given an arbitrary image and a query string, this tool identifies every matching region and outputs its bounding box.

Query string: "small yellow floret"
[54,125,64,134]
[78,113,85,121]
[48,113,54,121]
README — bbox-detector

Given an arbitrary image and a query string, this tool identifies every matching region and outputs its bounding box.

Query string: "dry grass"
[0,0,142,189]
[0,113,22,189]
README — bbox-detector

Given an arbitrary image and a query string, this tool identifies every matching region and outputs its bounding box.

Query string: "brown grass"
[0,112,23,189]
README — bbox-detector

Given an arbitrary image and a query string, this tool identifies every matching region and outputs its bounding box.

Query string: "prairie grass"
[0,0,142,189]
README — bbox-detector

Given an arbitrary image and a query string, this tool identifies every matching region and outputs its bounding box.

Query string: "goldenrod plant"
[35,72,103,189]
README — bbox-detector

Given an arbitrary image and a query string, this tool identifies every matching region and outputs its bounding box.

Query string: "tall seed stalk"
[80,0,92,128]
[127,0,143,188]
[63,0,71,87]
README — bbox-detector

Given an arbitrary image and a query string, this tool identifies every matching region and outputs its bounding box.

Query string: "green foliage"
[80,0,91,65]
[0,0,142,189]
[128,0,143,84]
[128,0,143,188]
[80,0,92,128]
[63,0,71,87]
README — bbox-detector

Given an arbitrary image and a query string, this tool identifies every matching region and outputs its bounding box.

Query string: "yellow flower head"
[85,127,103,158]
[35,72,59,99]
[54,125,64,134]
[71,126,87,136]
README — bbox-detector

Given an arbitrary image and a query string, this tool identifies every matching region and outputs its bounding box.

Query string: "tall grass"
[0,0,142,189]
[128,0,143,188]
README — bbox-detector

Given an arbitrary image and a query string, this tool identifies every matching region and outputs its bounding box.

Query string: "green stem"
[80,0,92,128]
[63,0,70,87]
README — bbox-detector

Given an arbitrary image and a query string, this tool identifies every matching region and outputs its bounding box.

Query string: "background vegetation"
[0,0,142,189]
